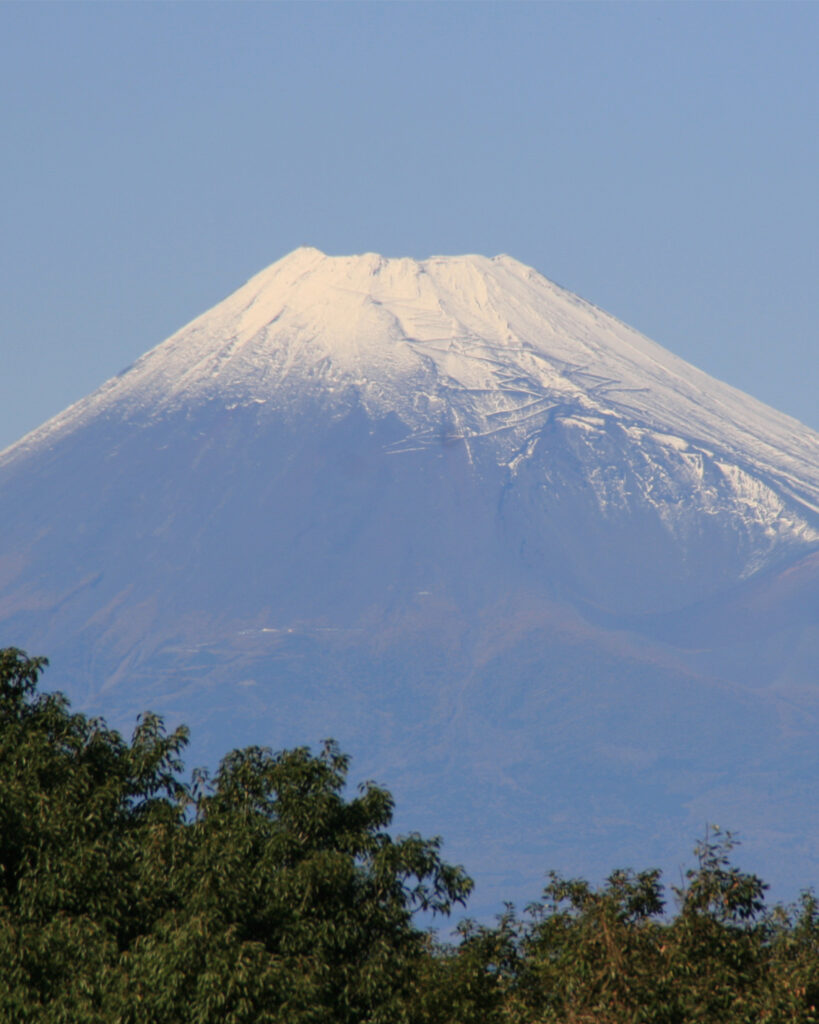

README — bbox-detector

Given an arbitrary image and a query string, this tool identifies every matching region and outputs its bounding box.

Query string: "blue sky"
[2,1,817,450]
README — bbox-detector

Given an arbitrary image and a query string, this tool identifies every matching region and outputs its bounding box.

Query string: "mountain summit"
[12,247,819,490]
[1,249,818,910]
[7,248,818,609]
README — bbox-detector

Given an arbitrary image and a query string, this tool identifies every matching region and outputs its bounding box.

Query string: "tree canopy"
[1,647,818,1023]
[0,648,469,1023]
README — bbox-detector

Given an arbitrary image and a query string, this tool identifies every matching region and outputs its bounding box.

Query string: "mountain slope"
[1,248,818,911]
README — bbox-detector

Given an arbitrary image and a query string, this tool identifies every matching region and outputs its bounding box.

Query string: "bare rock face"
[1,248,818,912]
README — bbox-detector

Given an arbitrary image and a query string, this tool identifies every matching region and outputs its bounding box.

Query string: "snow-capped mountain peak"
[6,249,818,555]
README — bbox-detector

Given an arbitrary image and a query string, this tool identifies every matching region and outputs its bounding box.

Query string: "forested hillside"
[1,648,817,1023]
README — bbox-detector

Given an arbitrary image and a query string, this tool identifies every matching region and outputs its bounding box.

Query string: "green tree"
[509,867,666,1023]
[413,908,521,1024]
[473,827,819,1024]
[0,649,471,1023]
[0,648,188,1021]
[4,647,819,1024]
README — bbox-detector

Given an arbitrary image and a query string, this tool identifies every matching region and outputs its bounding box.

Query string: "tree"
[0,648,188,1021]
[0,649,472,1023]
[468,826,819,1024]
[509,867,666,1023]
[4,647,819,1023]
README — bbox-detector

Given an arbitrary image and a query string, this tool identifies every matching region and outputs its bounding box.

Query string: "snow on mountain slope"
[4,247,818,576]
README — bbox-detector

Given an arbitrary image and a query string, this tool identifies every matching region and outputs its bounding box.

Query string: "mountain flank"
[1,248,817,911]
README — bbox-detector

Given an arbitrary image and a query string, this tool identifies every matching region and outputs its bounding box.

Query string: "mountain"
[1,248,818,912]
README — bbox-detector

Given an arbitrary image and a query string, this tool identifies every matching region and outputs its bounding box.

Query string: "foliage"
[2,647,819,1023]
[0,649,470,1023]
[420,829,819,1024]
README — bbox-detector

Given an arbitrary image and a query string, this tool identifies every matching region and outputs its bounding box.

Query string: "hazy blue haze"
[1,1,817,449]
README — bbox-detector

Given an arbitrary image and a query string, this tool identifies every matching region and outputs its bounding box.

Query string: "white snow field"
[6,249,818,564]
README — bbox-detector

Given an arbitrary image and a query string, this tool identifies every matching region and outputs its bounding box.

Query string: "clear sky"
[1,1,817,451]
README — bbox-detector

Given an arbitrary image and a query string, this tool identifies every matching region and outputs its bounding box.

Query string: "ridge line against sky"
[1,1,817,450]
